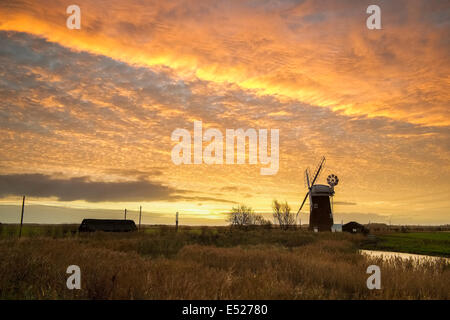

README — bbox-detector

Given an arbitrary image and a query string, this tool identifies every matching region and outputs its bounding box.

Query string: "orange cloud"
[0,0,448,126]
[0,1,449,225]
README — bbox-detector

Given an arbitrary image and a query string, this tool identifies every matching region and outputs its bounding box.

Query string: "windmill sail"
[297,156,325,215]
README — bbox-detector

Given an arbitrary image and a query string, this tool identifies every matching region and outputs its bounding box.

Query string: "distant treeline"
[366,223,450,233]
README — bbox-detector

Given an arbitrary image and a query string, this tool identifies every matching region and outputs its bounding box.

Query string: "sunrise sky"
[0,0,449,225]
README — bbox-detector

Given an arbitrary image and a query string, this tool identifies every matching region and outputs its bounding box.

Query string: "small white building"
[331,224,343,232]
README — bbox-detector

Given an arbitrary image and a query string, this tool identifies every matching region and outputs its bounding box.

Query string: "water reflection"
[359,250,449,264]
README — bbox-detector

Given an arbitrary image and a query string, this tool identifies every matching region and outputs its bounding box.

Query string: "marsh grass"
[362,232,450,257]
[0,224,77,239]
[0,226,448,299]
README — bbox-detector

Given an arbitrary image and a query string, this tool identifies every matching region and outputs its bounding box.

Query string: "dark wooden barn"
[342,221,369,234]
[79,219,137,232]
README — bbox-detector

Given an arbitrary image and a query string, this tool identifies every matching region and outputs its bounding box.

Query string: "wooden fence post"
[19,195,25,238]
[139,206,142,231]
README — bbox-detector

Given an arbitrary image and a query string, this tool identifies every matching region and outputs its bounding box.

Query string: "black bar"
[0,300,445,319]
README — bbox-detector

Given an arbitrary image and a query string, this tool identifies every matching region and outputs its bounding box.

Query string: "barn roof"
[343,221,363,228]
[79,219,137,232]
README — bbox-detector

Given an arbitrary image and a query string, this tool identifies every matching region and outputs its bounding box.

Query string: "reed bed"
[0,227,448,299]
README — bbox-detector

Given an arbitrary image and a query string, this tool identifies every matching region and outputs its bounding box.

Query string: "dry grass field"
[0,225,448,300]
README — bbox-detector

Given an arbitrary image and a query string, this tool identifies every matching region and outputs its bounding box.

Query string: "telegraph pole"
[124,208,127,220]
[139,206,142,231]
[176,211,179,232]
[19,195,25,239]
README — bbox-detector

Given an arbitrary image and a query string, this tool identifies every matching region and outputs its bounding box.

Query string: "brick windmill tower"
[296,157,339,232]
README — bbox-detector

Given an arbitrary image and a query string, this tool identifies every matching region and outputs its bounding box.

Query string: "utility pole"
[19,195,25,239]
[124,208,127,220]
[139,206,142,231]
[176,211,179,232]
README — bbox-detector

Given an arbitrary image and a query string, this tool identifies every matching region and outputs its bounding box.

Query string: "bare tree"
[227,204,270,228]
[272,200,296,230]
[227,204,252,226]
[251,214,272,227]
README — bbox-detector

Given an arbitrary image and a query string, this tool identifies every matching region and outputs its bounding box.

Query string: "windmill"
[296,156,339,231]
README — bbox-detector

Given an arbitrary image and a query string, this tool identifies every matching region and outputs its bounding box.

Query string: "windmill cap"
[311,184,334,196]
